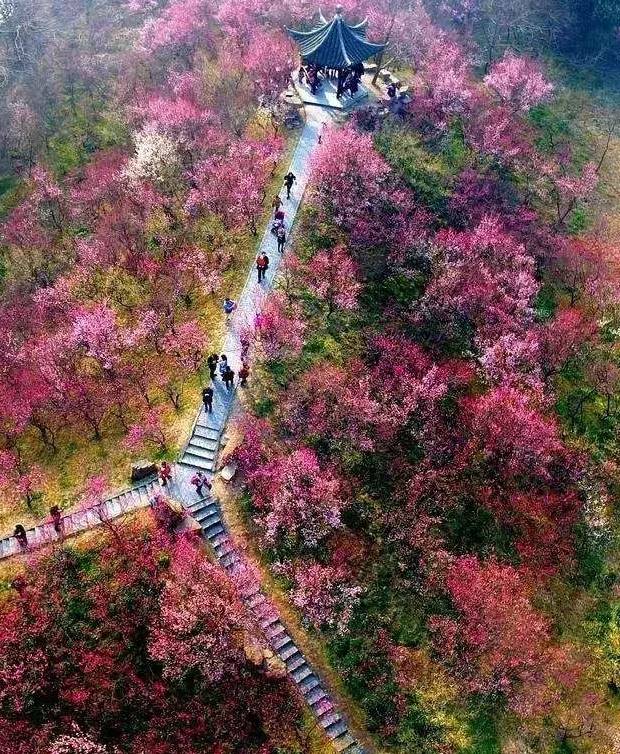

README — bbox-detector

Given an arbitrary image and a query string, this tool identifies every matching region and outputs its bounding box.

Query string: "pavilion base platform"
[292,77,369,110]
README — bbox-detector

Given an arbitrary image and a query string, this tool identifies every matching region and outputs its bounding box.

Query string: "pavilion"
[286,6,386,109]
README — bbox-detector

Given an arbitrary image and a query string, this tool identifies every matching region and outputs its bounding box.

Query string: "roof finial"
[334,4,343,17]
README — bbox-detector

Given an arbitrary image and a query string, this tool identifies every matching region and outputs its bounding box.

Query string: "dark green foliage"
[374,126,452,214]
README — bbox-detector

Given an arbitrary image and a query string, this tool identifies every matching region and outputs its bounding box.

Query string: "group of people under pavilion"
[287,6,387,101]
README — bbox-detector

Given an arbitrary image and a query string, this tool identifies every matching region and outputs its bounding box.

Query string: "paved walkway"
[170,104,335,499]
[164,105,367,754]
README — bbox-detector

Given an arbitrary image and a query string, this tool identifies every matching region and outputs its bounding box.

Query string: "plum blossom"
[484,51,554,112]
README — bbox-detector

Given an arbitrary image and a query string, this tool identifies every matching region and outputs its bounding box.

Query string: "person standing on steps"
[190,470,212,497]
[223,366,235,390]
[223,297,237,323]
[50,505,62,535]
[219,354,228,380]
[276,225,286,254]
[271,195,283,216]
[207,353,219,381]
[159,461,172,487]
[14,524,27,550]
[239,362,250,387]
[256,251,269,283]
[284,171,297,200]
[202,385,214,414]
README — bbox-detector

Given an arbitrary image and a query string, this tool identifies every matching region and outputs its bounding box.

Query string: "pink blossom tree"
[249,291,307,361]
[186,136,283,234]
[289,561,362,633]
[247,446,345,548]
[305,245,362,314]
[124,409,170,454]
[149,536,258,685]
[484,51,554,112]
[429,555,566,714]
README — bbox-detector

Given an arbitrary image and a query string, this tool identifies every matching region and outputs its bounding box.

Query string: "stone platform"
[291,76,368,110]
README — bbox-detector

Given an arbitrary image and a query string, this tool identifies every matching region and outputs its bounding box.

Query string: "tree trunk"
[372,15,396,86]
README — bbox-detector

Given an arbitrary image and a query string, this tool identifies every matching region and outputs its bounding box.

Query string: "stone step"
[259,613,280,630]
[204,522,225,539]
[299,675,321,695]
[210,531,230,549]
[272,633,292,651]
[187,435,218,452]
[214,540,235,558]
[319,711,342,730]
[265,622,287,641]
[287,654,307,673]
[279,643,300,661]
[312,696,334,715]
[185,499,213,514]
[220,552,239,569]
[306,686,328,706]
[334,734,359,752]
[325,719,348,739]
[245,592,265,609]
[185,443,216,461]
[292,665,313,683]
[194,424,220,439]
[179,455,214,471]
[254,599,275,617]
[197,511,221,527]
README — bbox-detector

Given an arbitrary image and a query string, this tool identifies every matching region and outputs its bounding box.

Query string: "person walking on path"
[271,195,283,215]
[159,461,172,487]
[219,354,228,380]
[276,225,286,254]
[207,353,219,380]
[223,366,235,391]
[202,386,214,414]
[239,362,250,387]
[190,470,212,497]
[256,252,269,283]
[50,505,62,535]
[223,297,237,323]
[284,171,297,200]
[14,524,27,550]
[318,122,327,144]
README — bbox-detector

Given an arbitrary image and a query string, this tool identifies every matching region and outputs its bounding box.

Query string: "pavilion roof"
[287,9,385,69]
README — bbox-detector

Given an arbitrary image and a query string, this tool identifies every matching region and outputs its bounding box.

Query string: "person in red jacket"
[159,461,172,487]
[256,252,269,283]
[239,362,250,387]
[50,505,62,534]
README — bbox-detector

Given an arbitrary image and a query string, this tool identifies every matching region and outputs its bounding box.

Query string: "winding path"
[167,105,370,754]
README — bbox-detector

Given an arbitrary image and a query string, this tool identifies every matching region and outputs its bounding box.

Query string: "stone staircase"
[178,420,221,472]
[184,493,367,754]
[0,477,160,560]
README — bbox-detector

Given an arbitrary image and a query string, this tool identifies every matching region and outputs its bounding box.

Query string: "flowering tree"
[186,136,283,234]
[244,445,345,548]
[416,216,538,352]
[460,386,572,485]
[289,561,362,633]
[249,291,307,361]
[149,536,258,685]
[124,409,170,453]
[484,51,554,112]
[429,556,565,714]
[305,245,362,314]
[124,125,182,191]
[48,729,108,754]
